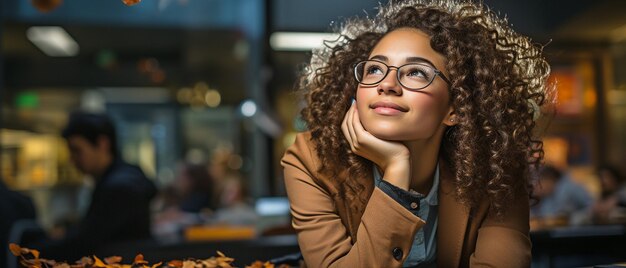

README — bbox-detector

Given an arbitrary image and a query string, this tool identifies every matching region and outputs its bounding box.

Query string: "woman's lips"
[370,101,408,115]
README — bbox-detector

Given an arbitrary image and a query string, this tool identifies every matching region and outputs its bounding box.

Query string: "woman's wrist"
[381,158,411,191]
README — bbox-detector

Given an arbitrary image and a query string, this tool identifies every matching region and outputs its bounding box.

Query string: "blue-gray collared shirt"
[374,165,439,268]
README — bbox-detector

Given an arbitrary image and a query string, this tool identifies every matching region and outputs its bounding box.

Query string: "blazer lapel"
[437,162,470,267]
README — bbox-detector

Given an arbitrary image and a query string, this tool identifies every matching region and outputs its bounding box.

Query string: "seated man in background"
[33,111,156,261]
[531,165,594,227]
[590,165,626,224]
[152,162,216,241]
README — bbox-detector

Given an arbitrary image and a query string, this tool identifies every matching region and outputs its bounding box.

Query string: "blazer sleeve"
[281,133,425,268]
[469,189,532,267]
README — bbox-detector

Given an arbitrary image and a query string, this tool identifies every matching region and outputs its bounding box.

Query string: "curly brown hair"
[298,0,552,216]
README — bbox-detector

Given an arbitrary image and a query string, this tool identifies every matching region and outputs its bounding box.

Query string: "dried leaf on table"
[93,255,108,267]
[245,261,274,268]
[76,256,93,265]
[168,260,183,268]
[134,254,149,264]
[9,243,23,256]
[105,256,123,264]
[10,243,287,268]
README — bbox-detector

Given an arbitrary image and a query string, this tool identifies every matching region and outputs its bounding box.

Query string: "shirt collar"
[425,164,439,206]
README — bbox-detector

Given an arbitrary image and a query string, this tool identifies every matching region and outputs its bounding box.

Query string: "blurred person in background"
[153,162,216,240]
[531,165,593,226]
[590,165,626,224]
[31,111,156,261]
[206,147,257,226]
[153,155,256,240]
[176,163,216,213]
[211,175,258,226]
[1,179,37,266]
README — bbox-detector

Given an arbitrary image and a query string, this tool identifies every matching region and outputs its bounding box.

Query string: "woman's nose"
[377,69,402,95]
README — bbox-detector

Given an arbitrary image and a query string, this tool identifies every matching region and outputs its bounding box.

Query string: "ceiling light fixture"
[270,32,339,51]
[26,26,79,57]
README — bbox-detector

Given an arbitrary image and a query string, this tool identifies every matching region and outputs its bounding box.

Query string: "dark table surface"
[531,225,626,268]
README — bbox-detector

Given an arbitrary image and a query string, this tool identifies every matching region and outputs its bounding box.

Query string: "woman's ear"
[443,107,458,127]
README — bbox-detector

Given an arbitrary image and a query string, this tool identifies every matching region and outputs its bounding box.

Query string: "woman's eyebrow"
[369,55,437,68]
[405,56,436,67]
[369,55,388,61]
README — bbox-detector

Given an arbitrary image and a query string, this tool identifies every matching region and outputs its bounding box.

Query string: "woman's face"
[356,28,454,141]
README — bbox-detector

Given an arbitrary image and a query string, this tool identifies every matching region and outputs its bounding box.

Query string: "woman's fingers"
[341,102,356,151]
[351,105,367,135]
[346,103,357,148]
[351,104,374,149]
[343,101,381,157]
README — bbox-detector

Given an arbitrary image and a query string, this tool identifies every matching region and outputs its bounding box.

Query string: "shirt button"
[392,247,403,261]
[410,202,419,209]
[416,235,424,244]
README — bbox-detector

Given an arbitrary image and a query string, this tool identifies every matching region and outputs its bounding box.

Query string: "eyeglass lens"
[355,60,436,89]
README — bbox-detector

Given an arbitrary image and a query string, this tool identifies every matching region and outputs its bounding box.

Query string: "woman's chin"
[365,128,406,141]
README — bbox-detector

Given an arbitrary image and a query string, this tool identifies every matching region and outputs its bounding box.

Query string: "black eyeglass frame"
[353,59,452,90]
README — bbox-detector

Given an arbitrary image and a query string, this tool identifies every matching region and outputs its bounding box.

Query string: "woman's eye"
[366,65,384,75]
[404,67,431,80]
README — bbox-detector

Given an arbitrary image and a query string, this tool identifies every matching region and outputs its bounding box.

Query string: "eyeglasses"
[353,60,451,91]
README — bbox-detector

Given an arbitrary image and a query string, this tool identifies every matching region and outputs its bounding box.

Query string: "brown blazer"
[281,132,531,268]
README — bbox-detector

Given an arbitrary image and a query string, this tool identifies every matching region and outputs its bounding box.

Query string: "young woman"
[282,0,551,267]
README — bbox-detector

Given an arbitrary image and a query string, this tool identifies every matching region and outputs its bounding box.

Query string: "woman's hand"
[341,101,411,190]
